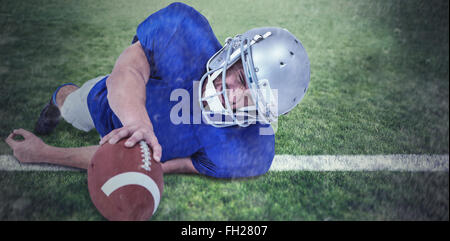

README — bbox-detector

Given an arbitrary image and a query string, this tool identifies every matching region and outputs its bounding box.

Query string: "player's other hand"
[99,121,162,162]
[5,128,48,164]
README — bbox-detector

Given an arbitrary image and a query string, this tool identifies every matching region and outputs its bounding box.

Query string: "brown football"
[88,139,164,221]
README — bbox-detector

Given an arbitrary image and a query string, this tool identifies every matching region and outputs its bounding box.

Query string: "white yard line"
[270,154,449,172]
[0,155,83,171]
[0,154,448,172]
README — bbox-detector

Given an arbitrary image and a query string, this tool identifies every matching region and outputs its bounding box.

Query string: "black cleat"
[34,100,61,135]
[34,83,78,135]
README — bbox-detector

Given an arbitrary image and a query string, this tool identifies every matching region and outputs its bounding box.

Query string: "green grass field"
[0,0,448,220]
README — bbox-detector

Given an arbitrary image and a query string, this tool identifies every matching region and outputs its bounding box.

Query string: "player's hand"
[99,121,162,162]
[5,128,48,164]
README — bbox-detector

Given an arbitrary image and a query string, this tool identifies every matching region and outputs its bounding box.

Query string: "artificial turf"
[0,0,448,220]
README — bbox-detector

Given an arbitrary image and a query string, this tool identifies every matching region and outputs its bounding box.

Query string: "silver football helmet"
[198,27,310,127]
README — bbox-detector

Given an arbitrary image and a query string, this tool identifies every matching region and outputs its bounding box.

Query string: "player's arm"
[100,41,162,162]
[6,129,196,173]
[106,41,150,129]
[161,157,199,174]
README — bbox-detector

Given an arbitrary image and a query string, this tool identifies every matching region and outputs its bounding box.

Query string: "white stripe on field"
[0,154,448,172]
[0,155,83,171]
[270,154,449,172]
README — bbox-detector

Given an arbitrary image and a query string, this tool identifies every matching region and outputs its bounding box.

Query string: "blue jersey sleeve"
[135,2,185,63]
[134,2,220,89]
[191,124,275,179]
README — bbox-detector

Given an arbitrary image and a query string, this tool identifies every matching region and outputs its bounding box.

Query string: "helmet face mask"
[199,27,310,128]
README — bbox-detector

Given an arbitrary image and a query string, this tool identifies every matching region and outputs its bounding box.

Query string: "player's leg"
[34,83,78,135]
[55,84,79,108]
[35,76,105,134]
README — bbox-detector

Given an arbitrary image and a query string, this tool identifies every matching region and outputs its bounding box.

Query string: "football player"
[5,2,310,178]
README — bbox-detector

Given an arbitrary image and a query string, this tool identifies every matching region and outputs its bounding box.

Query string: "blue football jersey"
[87,2,274,178]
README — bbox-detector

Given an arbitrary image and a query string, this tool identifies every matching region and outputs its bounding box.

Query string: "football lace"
[139,141,152,171]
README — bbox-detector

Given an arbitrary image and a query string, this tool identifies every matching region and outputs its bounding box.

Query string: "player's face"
[211,60,254,110]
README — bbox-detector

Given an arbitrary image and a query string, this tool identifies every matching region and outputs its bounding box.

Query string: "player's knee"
[56,85,79,108]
